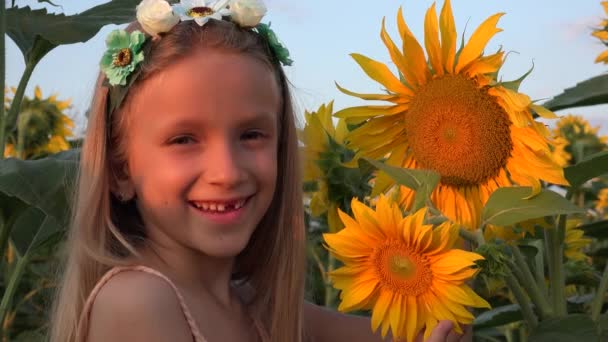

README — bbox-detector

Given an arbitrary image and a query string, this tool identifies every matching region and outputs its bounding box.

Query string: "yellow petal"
[334,104,407,120]
[424,3,444,76]
[350,53,414,96]
[336,82,408,102]
[397,7,430,86]
[530,104,557,119]
[461,51,504,77]
[34,86,42,99]
[380,17,417,91]
[337,277,378,312]
[592,30,608,40]
[371,289,393,334]
[455,13,505,73]
[439,0,457,73]
[595,49,608,64]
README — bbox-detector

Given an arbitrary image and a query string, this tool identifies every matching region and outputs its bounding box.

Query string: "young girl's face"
[118,48,281,258]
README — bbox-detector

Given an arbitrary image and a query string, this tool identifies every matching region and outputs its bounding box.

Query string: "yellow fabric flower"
[593,1,608,64]
[300,102,349,232]
[324,196,490,341]
[335,0,567,231]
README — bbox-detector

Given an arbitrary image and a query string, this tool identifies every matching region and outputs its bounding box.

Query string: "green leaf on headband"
[255,22,293,66]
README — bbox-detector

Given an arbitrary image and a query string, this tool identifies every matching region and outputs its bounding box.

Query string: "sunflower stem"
[504,270,538,329]
[591,261,608,321]
[459,228,485,247]
[510,245,553,319]
[5,62,36,147]
[324,254,337,308]
[545,222,567,317]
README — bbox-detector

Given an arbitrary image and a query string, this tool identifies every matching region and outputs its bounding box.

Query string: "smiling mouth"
[189,196,251,214]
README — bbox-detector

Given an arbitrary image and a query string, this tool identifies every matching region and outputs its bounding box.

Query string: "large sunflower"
[593,1,608,64]
[324,196,489,341]
[335,0,568,230]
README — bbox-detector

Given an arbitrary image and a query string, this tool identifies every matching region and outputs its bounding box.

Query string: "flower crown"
[101,0,292,114]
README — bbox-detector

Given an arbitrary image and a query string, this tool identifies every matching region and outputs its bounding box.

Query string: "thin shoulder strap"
[77,265,206,342]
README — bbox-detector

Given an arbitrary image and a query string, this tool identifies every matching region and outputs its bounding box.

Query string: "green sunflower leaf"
[361,158,440,212]
[564,150,608,189]
[544,74,608,111]
[0,149,79,226]
[481,187,583,227]
[473,304,523,329]
[528,314,599,342]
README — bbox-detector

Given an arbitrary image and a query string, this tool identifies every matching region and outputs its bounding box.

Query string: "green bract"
[255,22,293,66]
[100,30,146,86]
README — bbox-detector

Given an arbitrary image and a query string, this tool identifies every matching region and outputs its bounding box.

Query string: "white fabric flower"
[229,0,267,27]
[136,0,180,37]
[173,0,231,26]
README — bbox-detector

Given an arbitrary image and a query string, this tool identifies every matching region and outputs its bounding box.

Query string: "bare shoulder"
[86,270,193,342]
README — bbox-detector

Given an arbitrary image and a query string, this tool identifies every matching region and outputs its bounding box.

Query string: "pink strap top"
[77,265,268,342]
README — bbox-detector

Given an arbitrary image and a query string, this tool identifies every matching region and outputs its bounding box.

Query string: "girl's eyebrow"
[235,112,278,127]
[159,112,277,131]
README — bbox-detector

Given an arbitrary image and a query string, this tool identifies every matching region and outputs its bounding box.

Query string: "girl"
[49,1,466,341]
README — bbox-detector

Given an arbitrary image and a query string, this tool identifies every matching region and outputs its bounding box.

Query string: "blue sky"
[5,0,608,135]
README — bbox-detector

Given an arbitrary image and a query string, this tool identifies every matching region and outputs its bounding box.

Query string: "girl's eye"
[169,135,196,145]
[241,130,266,141]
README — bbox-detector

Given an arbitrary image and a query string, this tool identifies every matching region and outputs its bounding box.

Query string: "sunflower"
[300,102,349,232]
[324,196,490,341]
[563,220,592,262]
[334,0,568,230]
[552,114,608,165]
[4,86,74,159]
[596,188,608,215]
[593,1,608,64]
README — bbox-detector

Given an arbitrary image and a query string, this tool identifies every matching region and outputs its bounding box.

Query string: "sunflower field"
[0,0,608,341]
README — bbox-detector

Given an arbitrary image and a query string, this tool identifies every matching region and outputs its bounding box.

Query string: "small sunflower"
[324,196,490,341]
[593,1,608,64]
[552,114,608,164]
[335,0,568,231]
[596,188,608,214]
[300,102,373,232]
[300,102,348,232]
[563,220,592,262]
[4,86,74,159]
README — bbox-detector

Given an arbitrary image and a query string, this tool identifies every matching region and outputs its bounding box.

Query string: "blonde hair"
[49,20,305,342]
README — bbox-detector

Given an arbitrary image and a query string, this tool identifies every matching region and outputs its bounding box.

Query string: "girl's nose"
[204,140,246,187]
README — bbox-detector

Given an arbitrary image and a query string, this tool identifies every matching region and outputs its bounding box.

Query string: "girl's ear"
[110,162,136,202]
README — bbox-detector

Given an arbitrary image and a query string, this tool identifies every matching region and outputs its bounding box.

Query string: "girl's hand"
[416,321,472,342]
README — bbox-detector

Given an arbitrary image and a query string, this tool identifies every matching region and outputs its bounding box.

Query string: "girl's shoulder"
[80,266,203,342]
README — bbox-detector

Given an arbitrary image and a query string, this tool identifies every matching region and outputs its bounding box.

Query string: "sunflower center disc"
[405,75,513,186]
[373,241,432,296]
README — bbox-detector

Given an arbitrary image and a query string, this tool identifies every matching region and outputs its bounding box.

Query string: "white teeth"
[193,198,247,212]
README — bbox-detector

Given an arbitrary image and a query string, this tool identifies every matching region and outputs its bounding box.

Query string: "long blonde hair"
[49,20,305,342]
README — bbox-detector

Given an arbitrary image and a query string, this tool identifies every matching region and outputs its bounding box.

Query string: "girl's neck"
[133,242,237,307]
